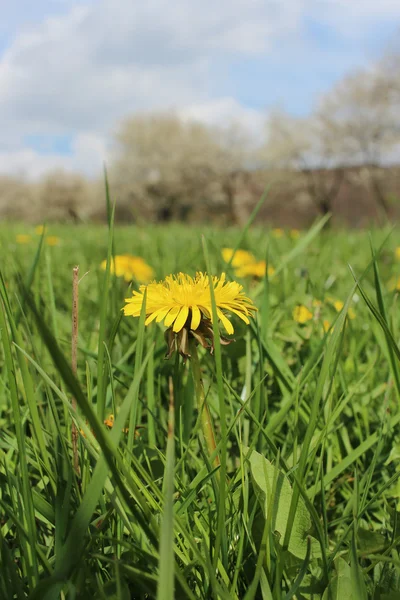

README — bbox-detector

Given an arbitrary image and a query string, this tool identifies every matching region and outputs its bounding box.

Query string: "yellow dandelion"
[389,276,400,292]
[348,307,356,320]
[45,235,61,246]
[104,414,130,434]
[327,297,356,318]
[293,305,313,324]
[396,247,400,261]
[234,260,275,279]
[290,229,300,239]
[332,300,344,312]
[124,272,256,357]
[272,228,284,238]
[16,234,31,244]
[101,254,155,283]
[322,319,331,332]
[104,414,115,428]
[35,225,46,235]
[221,247,256,267]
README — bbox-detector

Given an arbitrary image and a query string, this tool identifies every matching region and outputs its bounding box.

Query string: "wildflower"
[323,320,331,333]
[389,276,400,292]
[272,228,284,238]
[293,305,313,324]
[290,229,300,239]
[396,247,400,261]
[16,234,31,244]
[328,298,356,319]
[234,260,275,279]
[124,272,257,358]
[35,225,46,235]
[45,236,61,246]
[332,300,344,312]
[104,414,130,434]
[104,414,115,428]
[221,247,256,267]
[101,254,154,283]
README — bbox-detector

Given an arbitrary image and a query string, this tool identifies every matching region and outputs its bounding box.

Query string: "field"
[1,213,400,599]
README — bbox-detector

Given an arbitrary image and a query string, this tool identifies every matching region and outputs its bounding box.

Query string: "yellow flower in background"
[221,247,256,267]
[290,229,300,239]
[323,320,331,332]
[124,272,256,335]
[293,305,313,324]
[16,234,31,244]
[101,254,155,283]
[104,414,115,428]
[348,307,356,320]
[104,414,129,433]
[389,276,400,292]
[395,247,400,261]
[35,225,46,235]
[328,298,356,319]
[234,260,275,279]
[45,236,61,246]
[332,300,344,312]
[272,228,284,238]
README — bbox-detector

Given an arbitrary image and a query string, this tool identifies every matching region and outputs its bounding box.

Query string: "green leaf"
[102,579,131,600]
[322,557,353,600]
[246,448,319,560]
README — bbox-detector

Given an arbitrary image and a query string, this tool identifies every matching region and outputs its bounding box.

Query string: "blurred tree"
[37,170,90,222]
[0,176,39,221]
[260,109,345,217]
[110,113,251,224]
[316,64,400,218]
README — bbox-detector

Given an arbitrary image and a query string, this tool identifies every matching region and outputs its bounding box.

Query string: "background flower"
[101,254,154,283]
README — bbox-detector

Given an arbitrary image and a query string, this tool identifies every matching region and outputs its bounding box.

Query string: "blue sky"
[0,0,398,178]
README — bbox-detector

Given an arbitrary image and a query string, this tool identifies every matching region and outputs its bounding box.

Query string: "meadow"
[1,208,400,599]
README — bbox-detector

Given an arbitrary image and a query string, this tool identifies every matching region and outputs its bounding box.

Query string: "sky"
[0,0,399,179]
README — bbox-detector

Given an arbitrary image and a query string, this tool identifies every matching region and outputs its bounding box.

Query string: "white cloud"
[179,98,266,141]
[0,132,107,179]
[0,0,399,178]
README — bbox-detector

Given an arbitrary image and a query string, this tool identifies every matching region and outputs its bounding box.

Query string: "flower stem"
[190,339,220,472]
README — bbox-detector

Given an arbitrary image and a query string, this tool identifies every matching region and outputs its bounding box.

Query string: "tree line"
[1,46,399,226]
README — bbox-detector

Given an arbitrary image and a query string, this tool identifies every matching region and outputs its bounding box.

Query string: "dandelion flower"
[332,300,344,312]
[348,307,356,320]
[16,234,31,244]
[45,235,61,246]
[293,305,313,324]
[323,319,331,333]
[327,297,356,318]
[104,414,115,428]
[234,260,275,279]
[101,254,154,283]
[272,228,284,238]
[103,414,129,434]
[389,276,400,292]
[221,247,256,267]
[124,272,257,358]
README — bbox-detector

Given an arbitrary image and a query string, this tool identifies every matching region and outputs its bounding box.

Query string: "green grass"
[1,216,400,599]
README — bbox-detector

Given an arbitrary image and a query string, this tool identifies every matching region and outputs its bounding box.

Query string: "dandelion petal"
[164,306,181,328]
[173,306,189,332]
[190,305,201,330]
[217,308,234,335]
